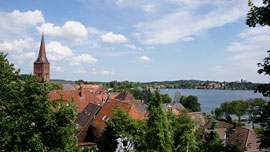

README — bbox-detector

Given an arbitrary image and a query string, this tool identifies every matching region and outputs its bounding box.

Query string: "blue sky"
[0,0,269,83]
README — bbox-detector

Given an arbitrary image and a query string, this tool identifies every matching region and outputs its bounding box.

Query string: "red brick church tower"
[34,34,50,82]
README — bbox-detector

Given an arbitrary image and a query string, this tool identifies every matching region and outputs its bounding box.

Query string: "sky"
[0,0,269,83]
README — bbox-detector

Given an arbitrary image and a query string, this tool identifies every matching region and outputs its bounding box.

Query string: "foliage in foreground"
[0,52,80,151]
[102,89,238,152]
[246,0,270,148]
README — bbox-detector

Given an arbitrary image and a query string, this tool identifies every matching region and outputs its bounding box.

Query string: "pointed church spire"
[35,33,49,63]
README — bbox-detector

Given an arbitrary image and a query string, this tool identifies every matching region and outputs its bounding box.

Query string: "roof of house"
[92,100,145,130]
[62,83,75,90]
[75,103,101,127]
[81,84,103,95]
[114,91,135,101]
[162,103,185,111]
[48,89,102,113]
[188,112,206,130]
[81,84,101,89]
[204,120,266,152]
[123,100,146,116]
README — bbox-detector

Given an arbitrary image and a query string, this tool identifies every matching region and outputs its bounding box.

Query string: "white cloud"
[36,23,61,36]
[70,54,97,65]
[87,27,103,35]
[138,56,152,62]
[0,38,39,53]
[50,62,64,72]
[91,68,115,75]
[0,10,44,33]
[12,52,35,60]
[212,26,270,82]
[124,44,142,50]
[140,4,156,13]
[94,51,137,56]
[62,21,88,41]
[237,26,270,38]
[36,21,88,41]
[101,32,128,43]
[46,42,74,61]
[181,37,194,42]
[134,0,247,44]
[103,47,115,50]
[73,68,86,74]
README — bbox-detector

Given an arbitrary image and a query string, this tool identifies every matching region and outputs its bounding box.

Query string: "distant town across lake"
[159,89,269,113]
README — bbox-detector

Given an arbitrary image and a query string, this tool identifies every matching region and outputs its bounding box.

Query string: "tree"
[246,1,270,147]
[173,91,181,103]
[247,98,266,127]
[214,107,224,119]
[101,107,143,152]
[181,95,201,112]
[173,112,198,152]
[221,101,234,117]
[129,88,141,99]
[139,89,153,103]
[231,100,248,124]
[144,90,173,152]
[160,93,172,103]
[49,82,64,90]
[246,0,270,27]
[259,102,270,149]
[0,52,79,151]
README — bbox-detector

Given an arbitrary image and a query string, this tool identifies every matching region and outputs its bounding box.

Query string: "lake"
[159,89,269,113]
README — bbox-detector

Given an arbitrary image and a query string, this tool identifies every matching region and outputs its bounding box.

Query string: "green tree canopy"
[214,107,224,119]
[144,90,173,152]
[181,95,201,112]
[0,52,79,152]
[231,100,248,123]
[160,93,172,103]
[247,98,266,127]
[246,0,270,27]
[101,107,144,152]
[49,82,64,90]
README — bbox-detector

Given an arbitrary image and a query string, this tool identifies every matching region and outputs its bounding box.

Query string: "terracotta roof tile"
[114,91,135,100]
[48,89,102,113]
[203,120,266,152]
[92,100,145,131]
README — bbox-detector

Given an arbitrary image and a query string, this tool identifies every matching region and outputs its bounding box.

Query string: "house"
[75,103,101,144]
[204,120,268,152]
[96,92,119,102]
[81,84,103,95]
[48,89,103,113]
[83,100,146,143]
[188,112,206,130]
[162,103,185,113]
[114,91,135,101]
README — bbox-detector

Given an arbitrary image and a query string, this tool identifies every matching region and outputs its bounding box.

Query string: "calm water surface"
[159,89,269,113]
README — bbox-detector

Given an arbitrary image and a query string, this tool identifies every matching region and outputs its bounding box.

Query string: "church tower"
[34,34,50,82]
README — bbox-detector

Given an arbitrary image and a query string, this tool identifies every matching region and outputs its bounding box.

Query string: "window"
[87,112,91,116]
[102,115,107,121]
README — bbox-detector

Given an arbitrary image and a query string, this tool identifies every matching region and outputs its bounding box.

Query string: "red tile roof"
[204,120,268,152]
[48,89,102,113]
[114,91,135,100]
[92,100,145,131]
